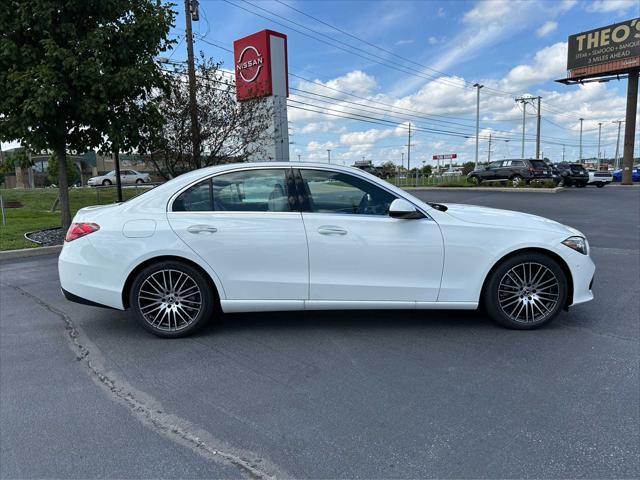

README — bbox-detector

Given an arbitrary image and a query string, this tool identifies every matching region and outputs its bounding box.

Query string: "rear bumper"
[61,288,118,310]
[58,239,126,310]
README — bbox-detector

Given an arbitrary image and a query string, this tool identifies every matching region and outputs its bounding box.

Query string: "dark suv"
[555,162,589,187]
[467,159,553,185]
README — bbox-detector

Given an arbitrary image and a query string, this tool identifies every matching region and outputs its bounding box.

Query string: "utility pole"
[579,117,584,163]
[297,154,301,161]
[184,0,200,167]
[487,134,492,163]
[407,122,412,172]
[562,144,565,162]
[622,70,638,185]
[473,83,483,170]
[597,122,602,169]
[327,149,331,163]
[535,96,542,159]
[401,152,404,170]
[612,120,623,169]
[515,97,529,158]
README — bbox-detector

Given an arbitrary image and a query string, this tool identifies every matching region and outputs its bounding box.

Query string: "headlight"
[562,236,588,255]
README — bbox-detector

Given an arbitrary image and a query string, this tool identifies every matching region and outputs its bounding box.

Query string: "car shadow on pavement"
[202,308,498,336]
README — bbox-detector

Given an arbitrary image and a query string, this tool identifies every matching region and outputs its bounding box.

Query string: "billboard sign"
[567,18,640,79]
[433,154,457,160]
[233,30,288,101]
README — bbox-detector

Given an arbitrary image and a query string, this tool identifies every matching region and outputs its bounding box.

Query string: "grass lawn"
[0,187,143,251]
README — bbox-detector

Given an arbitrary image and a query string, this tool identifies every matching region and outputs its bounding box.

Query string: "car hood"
[442,203,582,236]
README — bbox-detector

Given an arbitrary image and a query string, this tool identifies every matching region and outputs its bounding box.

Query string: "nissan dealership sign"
[233,30,289,101]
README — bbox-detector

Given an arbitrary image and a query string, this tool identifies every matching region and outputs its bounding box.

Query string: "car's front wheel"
[483,253,568,329]
[468,175,481,185]
[130,261,216,338]
[596,182,605,188]
[136,178,144,184]
[102,179,112,186]
[510,175,524,187]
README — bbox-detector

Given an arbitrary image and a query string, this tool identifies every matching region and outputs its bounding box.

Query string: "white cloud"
[428,36,444,45]
[502,42,568,90]
[340,128,395,146]
[586,0,639,14]
[395,39,414,46]
[437,7,446,17]
[537,21,558,37]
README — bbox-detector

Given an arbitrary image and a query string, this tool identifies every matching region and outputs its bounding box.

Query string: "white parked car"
[59,163,595,337]
[587,169,613,188]
[87,169,150,186]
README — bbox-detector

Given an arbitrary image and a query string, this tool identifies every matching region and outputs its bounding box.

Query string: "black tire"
[102,179,112,186]
[483,253,568,330]
[135,178,144,184]
[468,175,481,185]
[129,260,216,338]
[576,182,587,188]
[596,182,605,188]
[510,174,524,187]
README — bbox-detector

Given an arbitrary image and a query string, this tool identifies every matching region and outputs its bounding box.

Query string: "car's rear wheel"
[596,182,605,188]
[130,261,215,338]
[102,179,112,186]
[576,182,587,188]
[483,253,567,329]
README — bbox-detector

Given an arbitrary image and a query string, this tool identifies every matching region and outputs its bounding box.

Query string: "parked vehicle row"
[59,162,594,338]
[466,159,626,188]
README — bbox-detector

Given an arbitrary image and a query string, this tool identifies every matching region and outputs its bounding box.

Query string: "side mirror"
[389,199,424,219]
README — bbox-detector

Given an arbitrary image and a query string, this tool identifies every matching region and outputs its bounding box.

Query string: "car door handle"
[317,225,347,235]
[187,225,218,234]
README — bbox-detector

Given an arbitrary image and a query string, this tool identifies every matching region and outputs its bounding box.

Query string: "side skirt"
[220,299,478,313]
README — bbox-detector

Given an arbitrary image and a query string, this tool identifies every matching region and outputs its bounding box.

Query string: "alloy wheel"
[137,269,202,332]
[497,262,559,324]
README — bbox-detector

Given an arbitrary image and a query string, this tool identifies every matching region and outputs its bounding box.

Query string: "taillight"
[65,223,100,242]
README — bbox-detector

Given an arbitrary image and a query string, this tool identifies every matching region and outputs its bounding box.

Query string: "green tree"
[0,0,174,228]
[422,164,432,176]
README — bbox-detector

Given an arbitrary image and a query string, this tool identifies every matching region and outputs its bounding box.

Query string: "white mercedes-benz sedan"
[59,162,595,337]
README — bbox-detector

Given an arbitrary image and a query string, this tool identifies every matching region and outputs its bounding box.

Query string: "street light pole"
[327,149,331,164]
[535,96,542,159]
[515,97,528,158]
[579,117,584,163]
[597,122,602,169]
[473,83,483,170]
[613,120,623,169]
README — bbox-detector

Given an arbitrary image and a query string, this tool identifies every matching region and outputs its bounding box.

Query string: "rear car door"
[167,168,308,302]
[296,168,444,302]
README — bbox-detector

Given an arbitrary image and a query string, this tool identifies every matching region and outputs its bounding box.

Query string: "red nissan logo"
[236,46,264,83]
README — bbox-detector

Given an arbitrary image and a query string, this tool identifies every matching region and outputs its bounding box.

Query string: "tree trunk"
[55,141,72,230]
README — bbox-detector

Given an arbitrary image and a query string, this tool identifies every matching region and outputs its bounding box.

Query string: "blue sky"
[164,0,638,166]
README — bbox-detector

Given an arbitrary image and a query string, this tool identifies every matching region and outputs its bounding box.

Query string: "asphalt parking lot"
[1,186,638,479]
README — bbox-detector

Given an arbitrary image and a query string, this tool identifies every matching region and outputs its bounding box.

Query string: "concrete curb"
[0,245,62,261]
[404,186,564,193]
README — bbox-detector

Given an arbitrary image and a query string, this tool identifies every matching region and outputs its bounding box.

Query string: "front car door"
[167,167,308,309]
[482,161,503,181]
[295,168,444,304]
